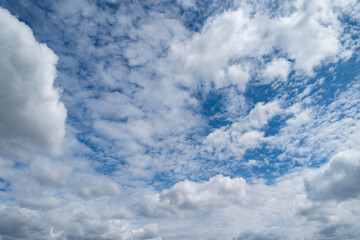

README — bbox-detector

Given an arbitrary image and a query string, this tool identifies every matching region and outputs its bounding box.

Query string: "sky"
[0,0,360,239]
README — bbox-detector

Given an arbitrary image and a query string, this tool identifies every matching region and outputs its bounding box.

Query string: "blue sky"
[0,0,360,239]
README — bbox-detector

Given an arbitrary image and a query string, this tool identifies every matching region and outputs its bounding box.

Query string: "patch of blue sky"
[244,84,279,105]
[178,0,234,32]
[76,134,128,165]
[0,0,53,36]
[304,55,360,107]
[200,89,232,127]
[151,169,185,190]
[0,178,10,193]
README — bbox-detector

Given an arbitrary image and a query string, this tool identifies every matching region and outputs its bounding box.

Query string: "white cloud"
[248,101,282,128]
[268,79,360,164]
[204,100,282,159]
[271,0,344,74]
[306,149,360,202]
[30,157,72,188]
[177,0,196,9]
[168,0,352,91]
[0,202,157,240]
[227,64,251,91]
[18,195,65,210]
[233,231,285,240]
[130,224,160,240]
[0,7,66,156]
[262,58,291,82]
[137,175,247,217]
[0,1,360,240]
[74,174,121,199]
[136,159,360,239]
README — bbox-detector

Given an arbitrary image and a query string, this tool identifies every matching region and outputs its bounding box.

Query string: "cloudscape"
[0,0,360,239]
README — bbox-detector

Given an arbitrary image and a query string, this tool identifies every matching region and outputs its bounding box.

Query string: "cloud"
[176,0,196,9]
[130,224,160,240]
[233,231,285,240]
[0,203,156,240]
[0,7,66,156]
[74,174,121,199]
[30,157,72,188]
[168,0,351,92]
[0,1,360,240]
[0,206,49,240]
[268,78,360,165]
[137,175,247,217]
[18,195,65,210]
[204,100,282,159]
[262,58,291,82]
[271,0,344,74]
[305,149,360,202]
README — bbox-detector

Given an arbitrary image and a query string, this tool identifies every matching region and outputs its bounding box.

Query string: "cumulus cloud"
[271,0,344,74]
[0,7,66,156]
[169,0,351,92]
[262,58,291,82]
[0,206,49,240]
[0,203,157,240]
[305,149,360,202]
[137,175,247,217]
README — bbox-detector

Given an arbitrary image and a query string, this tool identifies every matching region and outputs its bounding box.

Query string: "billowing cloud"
[306,149,360,202]
[137,175,247,217]
[0,7,66,156]
[0,204,158,240]
[262,58,291,82]
[169,0,352,91]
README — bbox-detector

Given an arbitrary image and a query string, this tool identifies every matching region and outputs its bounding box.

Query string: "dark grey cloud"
[314,224,360,240]
[0,207,49,240]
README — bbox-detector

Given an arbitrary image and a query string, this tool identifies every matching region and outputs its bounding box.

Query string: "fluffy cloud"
[137,175,247,217]
[169,0,351,91]
[262,58,291,82]
[74,174,121,199]
[0,203,158,240]
[0,7,66,156]
[271,0,344,74]
[30,157,72,188]
[305,149,360,202]
[130,224,160,240]
[204,100,282,159]
[1,1,360,240]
